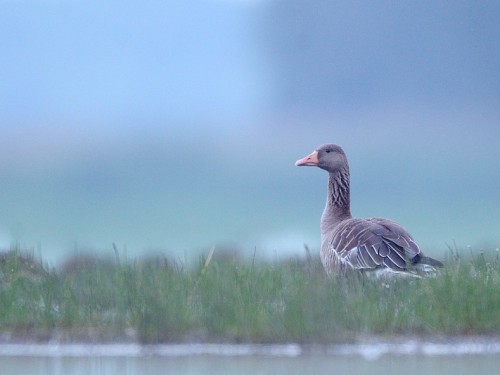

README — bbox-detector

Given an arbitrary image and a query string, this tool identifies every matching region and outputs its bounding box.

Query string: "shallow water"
[1,342,499,375]
[3,355,500,375]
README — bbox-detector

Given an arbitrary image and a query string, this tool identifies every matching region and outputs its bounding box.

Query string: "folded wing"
[330,218,421,271]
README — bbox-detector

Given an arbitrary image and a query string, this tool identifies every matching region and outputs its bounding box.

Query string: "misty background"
[1,0,499,263]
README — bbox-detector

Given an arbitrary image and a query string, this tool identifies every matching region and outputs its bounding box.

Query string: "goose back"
[321,217,422,275]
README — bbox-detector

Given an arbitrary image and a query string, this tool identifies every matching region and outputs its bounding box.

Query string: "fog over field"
[1,1,498,261]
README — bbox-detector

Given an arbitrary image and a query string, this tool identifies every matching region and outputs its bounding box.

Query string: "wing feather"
[328,217,421,271]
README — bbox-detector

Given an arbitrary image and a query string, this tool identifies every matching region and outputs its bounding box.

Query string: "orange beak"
[295,150,319,166]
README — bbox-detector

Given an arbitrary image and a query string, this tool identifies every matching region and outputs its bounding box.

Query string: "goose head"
[295,144,348,173]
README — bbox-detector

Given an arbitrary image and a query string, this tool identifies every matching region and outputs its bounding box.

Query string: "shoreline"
[0,337,500,359]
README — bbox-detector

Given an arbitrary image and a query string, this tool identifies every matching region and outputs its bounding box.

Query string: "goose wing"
[330,217,421,270]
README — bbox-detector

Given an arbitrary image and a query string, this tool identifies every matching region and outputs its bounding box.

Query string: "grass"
[0,246,499,343]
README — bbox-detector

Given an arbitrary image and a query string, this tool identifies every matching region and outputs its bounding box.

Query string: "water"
[1,342,499,375]
[3,355,500,375]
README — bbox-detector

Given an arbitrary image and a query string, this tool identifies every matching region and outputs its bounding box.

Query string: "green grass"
[0,246,499,343]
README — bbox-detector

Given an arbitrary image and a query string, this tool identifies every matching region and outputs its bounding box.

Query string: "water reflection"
[1,343,499,375]
[2,353,500,375]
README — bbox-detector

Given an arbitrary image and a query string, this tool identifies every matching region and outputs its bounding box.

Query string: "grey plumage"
[296,144,443,277]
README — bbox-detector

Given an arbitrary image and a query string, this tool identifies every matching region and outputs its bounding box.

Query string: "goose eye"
[325,150,331,153]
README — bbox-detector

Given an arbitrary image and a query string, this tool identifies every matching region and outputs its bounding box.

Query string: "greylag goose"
[296,144,443,278]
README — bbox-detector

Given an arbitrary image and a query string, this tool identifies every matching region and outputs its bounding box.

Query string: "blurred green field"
[0,246,499,343]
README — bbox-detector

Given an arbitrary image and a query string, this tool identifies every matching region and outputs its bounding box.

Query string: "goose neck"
[323,168,352,226]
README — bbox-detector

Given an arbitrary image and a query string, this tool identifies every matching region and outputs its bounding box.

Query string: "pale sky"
[0,1,498,260]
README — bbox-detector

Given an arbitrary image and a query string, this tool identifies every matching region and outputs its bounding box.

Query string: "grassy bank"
[0,246,499,343]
